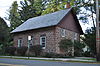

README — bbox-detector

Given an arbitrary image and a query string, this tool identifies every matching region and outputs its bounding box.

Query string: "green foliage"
[42,0,64,15]
[59,39,73,50]
[83,51,92,57]
[0,17,9,49]
[42,0,96,28]
[74,40,85,56]
[8,1,22,31]
[81,27,96,57]
[59,39,85,56]
[7,0,96,30]
[8,0,45,31]
[5,46,16,55]
[59,39,73,56]
[19,0,44,22]
[16,46,28,56]
[29,45,42,56]
[74,41,85,50]
[42,0,71,15]
[44,52,58,58]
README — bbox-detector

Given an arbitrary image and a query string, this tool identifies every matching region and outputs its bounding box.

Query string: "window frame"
[61,28,66,37]
[40,35,46,49]
[74,33,77,40]
[18,38,22,47]
[28,36,34,48]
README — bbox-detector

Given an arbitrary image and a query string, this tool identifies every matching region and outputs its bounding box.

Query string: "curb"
[0,56,96,62]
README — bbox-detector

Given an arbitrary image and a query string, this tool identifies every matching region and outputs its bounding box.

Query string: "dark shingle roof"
[11,8,72,33]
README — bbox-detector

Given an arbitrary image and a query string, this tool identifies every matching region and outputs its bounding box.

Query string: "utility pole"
[96,0,100,61]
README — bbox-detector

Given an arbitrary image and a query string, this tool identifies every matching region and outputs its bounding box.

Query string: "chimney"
[66,2,70,8]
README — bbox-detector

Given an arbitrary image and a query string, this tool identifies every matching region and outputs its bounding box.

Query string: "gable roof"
[11,8,83,34]
[11,8,72,33]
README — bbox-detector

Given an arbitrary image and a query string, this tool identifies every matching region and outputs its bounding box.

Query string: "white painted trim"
[40,36,46,49]
[61,28,66,37]
[74,33,77,40]
[18,39,22,47]
[28,36,34,48]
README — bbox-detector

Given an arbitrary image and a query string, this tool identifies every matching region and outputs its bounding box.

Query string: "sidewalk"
[0,56,96,62]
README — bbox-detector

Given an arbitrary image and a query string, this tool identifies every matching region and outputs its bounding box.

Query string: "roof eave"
[71,9,84,35]
[11,25,57,34]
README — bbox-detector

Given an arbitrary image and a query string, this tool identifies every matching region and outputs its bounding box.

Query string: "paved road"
[0,58,100,66]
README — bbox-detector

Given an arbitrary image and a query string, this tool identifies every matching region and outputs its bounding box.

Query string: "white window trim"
[61,28,66,37]
[28,36,33,48]
[40,36,46,49]
[74,33,77,40]
[18,39,22,47]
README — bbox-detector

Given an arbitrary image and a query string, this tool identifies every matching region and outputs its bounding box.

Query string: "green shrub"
[59,39,86,57]
[59,39,73,50]
[29,45,42,56]
[16,46,28,56]
[83,51,92,57]
[0,44,4,55]
[44,52,57,58]
[5,46,16,55]
[59,39,73,56]
[74,40,85,56]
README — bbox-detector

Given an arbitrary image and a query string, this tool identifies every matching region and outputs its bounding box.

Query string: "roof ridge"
[27,8,72,21]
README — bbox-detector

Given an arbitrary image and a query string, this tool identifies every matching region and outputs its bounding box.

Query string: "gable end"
[57,9,83,35]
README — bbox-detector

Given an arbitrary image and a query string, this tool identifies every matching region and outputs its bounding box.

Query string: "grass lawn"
[0,56,100,64]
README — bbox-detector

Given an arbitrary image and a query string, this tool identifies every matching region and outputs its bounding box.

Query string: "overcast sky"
[0,0,94,32]
[0,0,22,26]
[0,0,20,17]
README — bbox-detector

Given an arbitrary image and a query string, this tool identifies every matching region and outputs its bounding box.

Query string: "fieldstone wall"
[13,26,80,55]
[13,27,57,53]
[54,26,80,54]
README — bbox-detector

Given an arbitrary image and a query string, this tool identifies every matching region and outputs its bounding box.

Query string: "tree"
[42,0,66,15]
[42,0,64,15]
[7,1,22,47]
[42,0,96,28]
[19,0,44,22]
[81,27,96,57]
[7,0,96,30]
[8,1,22,31]
[59,39,85,56]
[8,0,96,30]
[8,0,45,30]
[0,17,9,50]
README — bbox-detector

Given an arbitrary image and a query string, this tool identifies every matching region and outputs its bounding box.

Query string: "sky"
[0,0,21,26]
[0,0,94,32]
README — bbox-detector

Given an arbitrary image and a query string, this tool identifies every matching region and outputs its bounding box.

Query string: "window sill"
[61,36,65,37]
[42,47,46,49]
